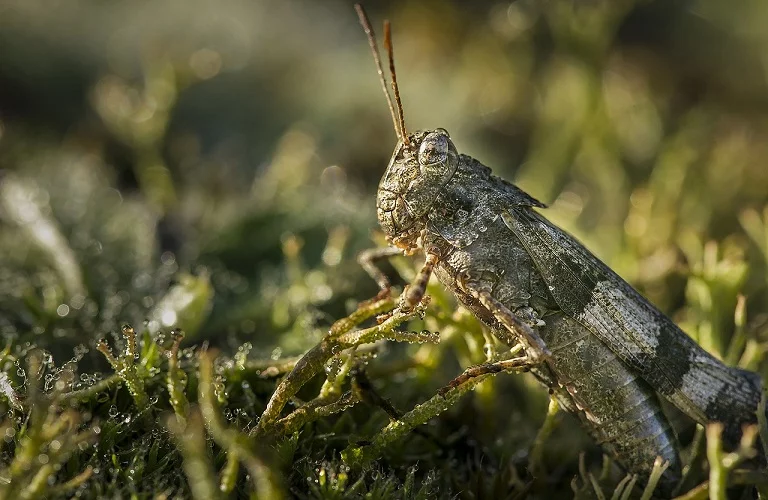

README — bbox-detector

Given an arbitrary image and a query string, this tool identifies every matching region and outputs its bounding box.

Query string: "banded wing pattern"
[501,205,761,441]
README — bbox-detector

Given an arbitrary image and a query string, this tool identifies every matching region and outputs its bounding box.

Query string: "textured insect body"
[382,131,694,487]
[355,5,764,494]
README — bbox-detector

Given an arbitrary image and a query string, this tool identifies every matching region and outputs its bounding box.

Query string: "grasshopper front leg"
[400,251,439,311]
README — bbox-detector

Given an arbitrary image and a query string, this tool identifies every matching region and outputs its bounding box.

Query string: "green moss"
[2,1,768,498]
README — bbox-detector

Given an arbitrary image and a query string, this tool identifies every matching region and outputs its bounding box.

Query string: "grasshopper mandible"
[354,4,764,493]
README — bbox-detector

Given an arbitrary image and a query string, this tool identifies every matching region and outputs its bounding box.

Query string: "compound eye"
[418,132,449,165]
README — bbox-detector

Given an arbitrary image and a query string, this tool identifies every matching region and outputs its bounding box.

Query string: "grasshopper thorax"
[377,128,459,239]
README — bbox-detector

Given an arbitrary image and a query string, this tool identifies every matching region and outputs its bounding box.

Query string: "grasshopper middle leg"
[458,276,551,364]
[439,356,535,397]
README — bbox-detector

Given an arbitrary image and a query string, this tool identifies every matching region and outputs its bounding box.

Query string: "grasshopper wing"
[502,205,762,438]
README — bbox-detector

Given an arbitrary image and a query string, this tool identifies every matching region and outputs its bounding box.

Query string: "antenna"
[383,20,408,145]
[354,4,409,145]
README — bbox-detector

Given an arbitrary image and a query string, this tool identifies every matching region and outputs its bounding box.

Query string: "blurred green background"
[2,0,768,497]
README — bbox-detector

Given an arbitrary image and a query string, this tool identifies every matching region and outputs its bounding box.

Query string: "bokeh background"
[2,0,768,497]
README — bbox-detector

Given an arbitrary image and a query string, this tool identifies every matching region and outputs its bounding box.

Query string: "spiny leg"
[357,246,404,295]
[438,356,534,397]
[458,276,550,363]
[400,251,439,311]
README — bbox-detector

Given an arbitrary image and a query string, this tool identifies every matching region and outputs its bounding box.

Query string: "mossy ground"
[1,1,768,498]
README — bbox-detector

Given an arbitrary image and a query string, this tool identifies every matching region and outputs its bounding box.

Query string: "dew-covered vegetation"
[1,0,768,498]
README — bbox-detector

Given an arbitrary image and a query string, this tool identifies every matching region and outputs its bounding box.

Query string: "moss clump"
[2,1,768,498]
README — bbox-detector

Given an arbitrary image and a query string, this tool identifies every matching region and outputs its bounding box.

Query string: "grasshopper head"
[355,7,457,241]
[377,128,459,238]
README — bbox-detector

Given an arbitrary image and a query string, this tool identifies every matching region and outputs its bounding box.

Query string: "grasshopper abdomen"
[540,313,681,489]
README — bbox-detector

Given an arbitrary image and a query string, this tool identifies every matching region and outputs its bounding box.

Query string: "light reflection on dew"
[161,310,177,327]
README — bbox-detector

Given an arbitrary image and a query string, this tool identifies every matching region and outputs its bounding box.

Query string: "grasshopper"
[354,5,764,494]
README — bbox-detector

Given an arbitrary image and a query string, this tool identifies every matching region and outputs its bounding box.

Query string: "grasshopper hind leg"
[455,272,682,494]
[539,312,682,495]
